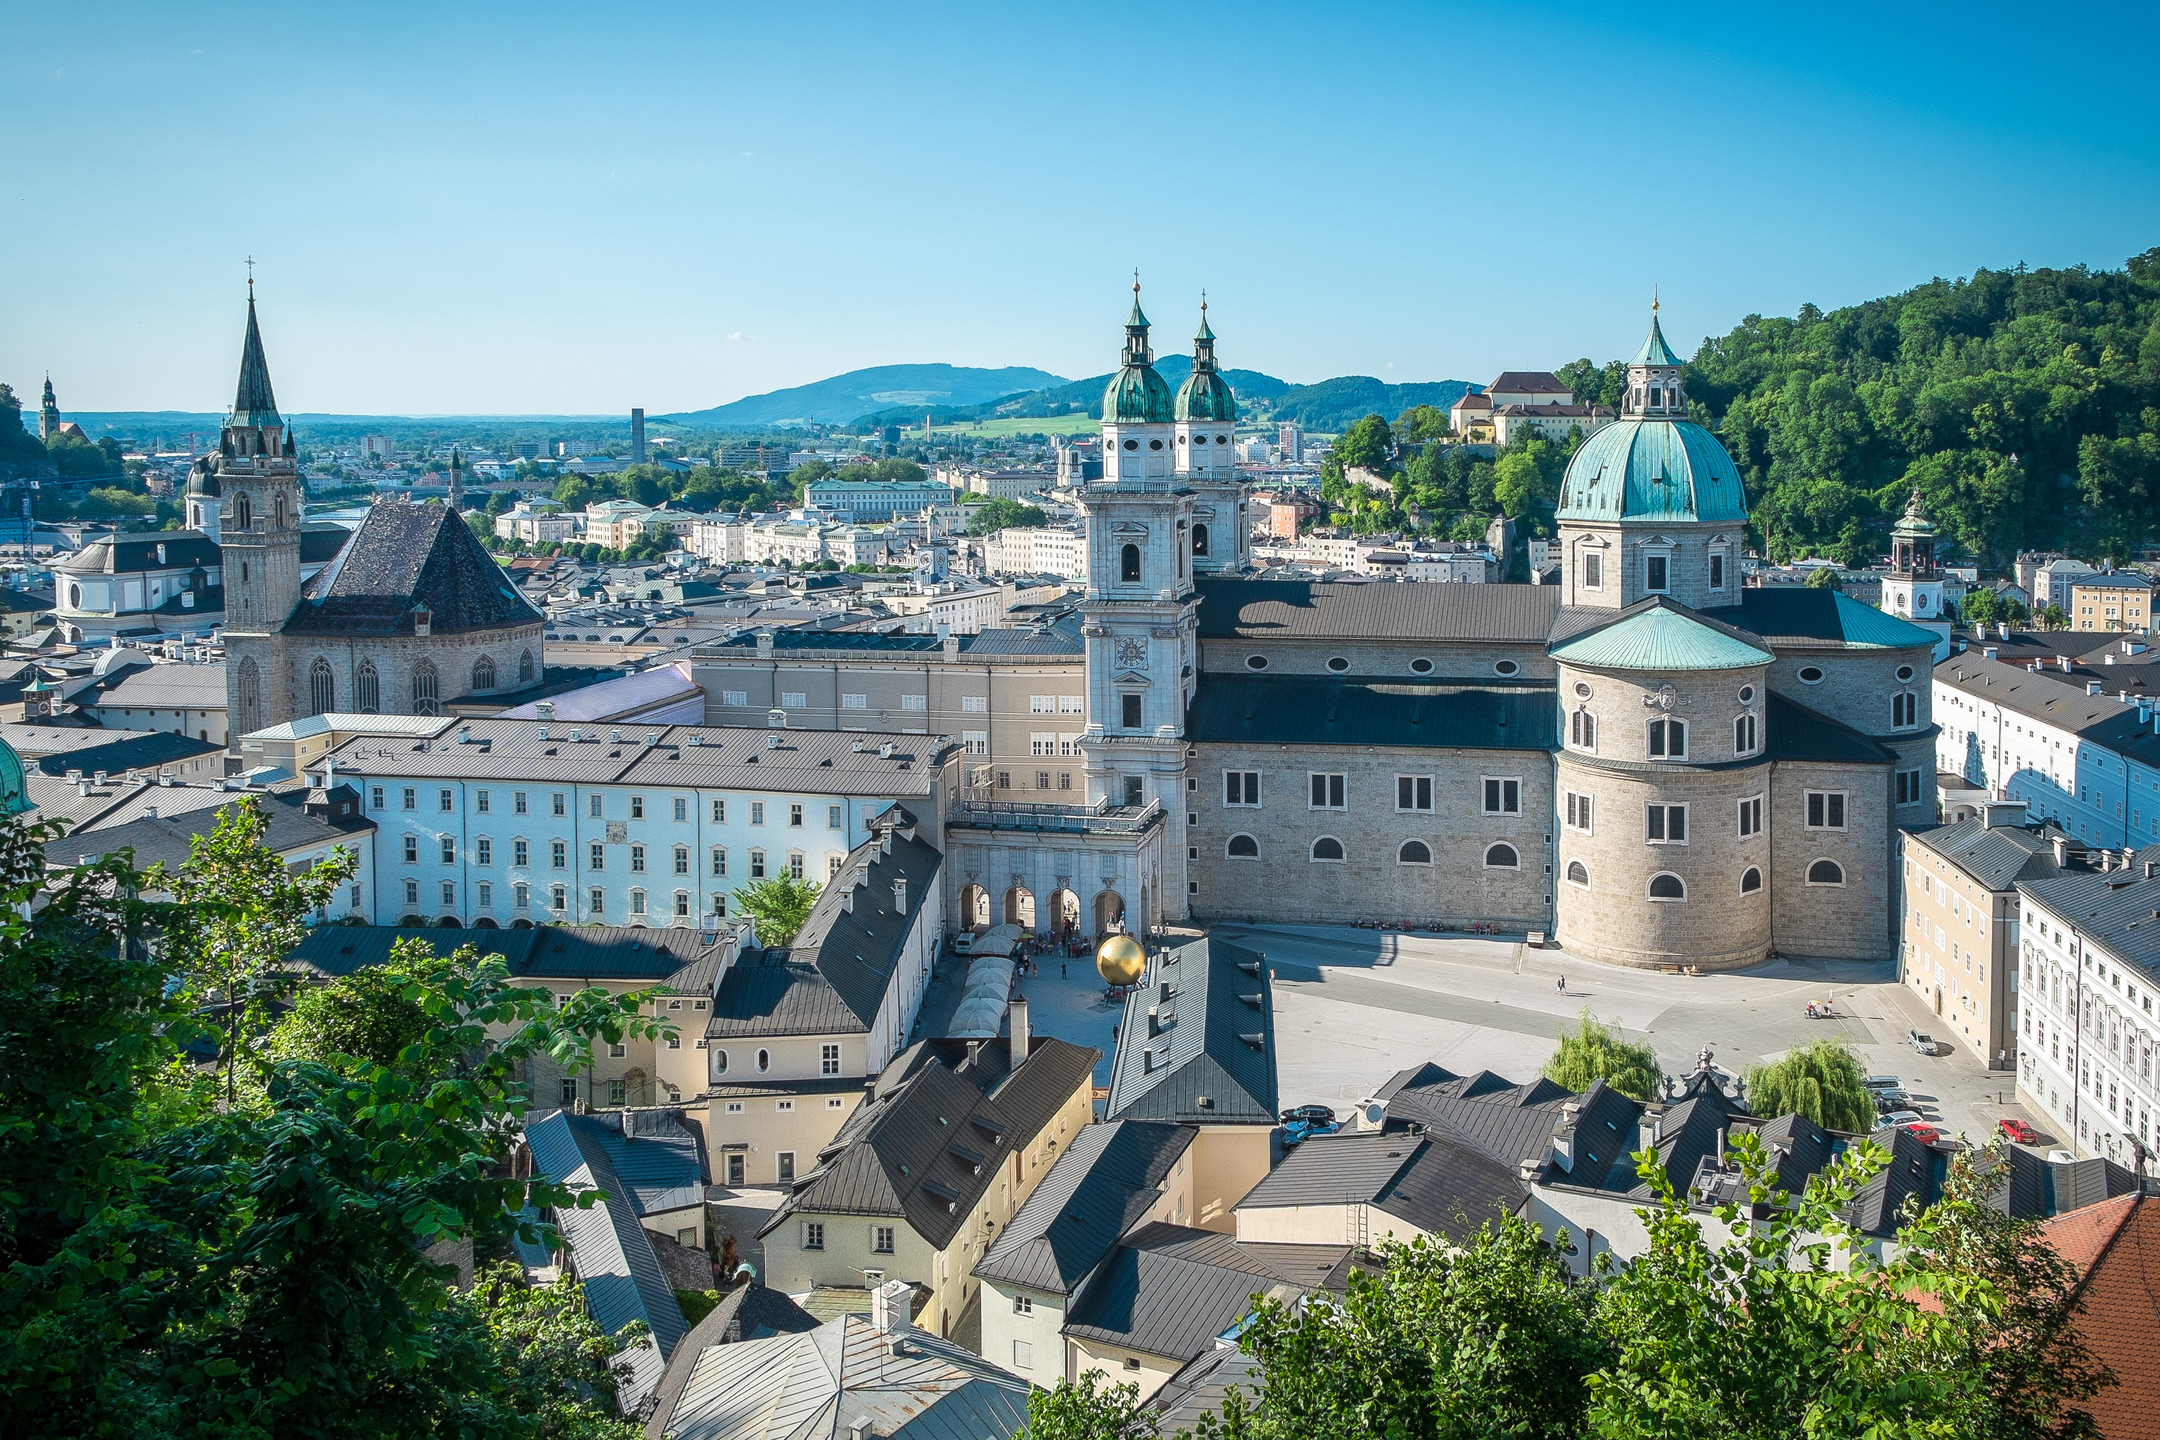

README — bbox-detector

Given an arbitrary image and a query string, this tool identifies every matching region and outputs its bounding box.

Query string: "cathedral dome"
[1555,418,1748,525]
[1174,370,1236,423]
[0,735,28,815]
[1104,362,1175,424]
[186,461,220,499]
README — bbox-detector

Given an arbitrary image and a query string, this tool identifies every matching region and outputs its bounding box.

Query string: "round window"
[1896,665,1914,681]
[1495,659,1520,677]
[1739,684,1756,704]
[1176,434,1187,444]
[1409,657,1434,675]
[1573,681,1592,699]
[1148,439,1163,450]
[1797,666,1825,684]
[1123,439,1138,451]
[1215,434,1228,444]
[1326,656,1350,673]
[756,1048,770,1073]
[1245,655,1269,671]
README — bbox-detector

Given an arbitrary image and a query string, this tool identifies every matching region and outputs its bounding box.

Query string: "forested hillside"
[1672,249,2160,566]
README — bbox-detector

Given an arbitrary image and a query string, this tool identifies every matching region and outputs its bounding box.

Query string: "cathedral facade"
[201,295,545,738]
[966,291,1939,969]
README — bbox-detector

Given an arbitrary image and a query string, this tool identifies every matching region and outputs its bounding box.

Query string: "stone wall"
[281,625,543,720]
[1769,758,1892,960]
[1198,636,1554,681]
[1186,741,1552,928]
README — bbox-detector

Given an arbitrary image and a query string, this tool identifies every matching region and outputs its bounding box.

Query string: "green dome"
[0,736,28,815]
[1103,364,1175,424]
[1555,418,1748,525]
[1174,370,1236,423]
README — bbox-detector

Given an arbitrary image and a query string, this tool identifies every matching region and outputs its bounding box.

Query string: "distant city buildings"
[1450,370,1615,446]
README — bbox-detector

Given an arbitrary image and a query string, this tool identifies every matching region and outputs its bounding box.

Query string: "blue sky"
[5,0,2157,415]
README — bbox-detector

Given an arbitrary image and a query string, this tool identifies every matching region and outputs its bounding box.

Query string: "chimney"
[2088,681,2103,696]
[1009,996,1029,1064]
[1983,646,1999,660]
[536,700,555,721]
[2053,833,2070,866]
[1999,621,2010,640]
[964,1039,982,1070]
[891,877,907,914]
[871,1278,914,1335]
[144,806,157,820]
[2146,861,2157,881]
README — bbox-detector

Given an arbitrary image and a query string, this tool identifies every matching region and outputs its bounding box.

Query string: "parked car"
[1872,1089,1913,1112]
[1282,1118,1338,1147]
[1902,1122,1944,1144]
[1281,1104,1337,1127]
[1861,1074,1902,1091]
[1908,1029,1939,1055]
[1997,1118,2040,1145]
[1879,1109,1924,1127]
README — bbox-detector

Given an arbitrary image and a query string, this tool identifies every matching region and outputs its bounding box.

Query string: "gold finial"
[246,255,255,297]
[1652,285,1659,314]
[1133,268,1140,295]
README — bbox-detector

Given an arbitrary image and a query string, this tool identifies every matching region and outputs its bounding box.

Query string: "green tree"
[552,474,594,510]
[1741,1037,1876,1132]
[967,497,1049,534]
[269,952,442,1075]
[155,798,358,1103]
[1588,1130,1992,1437]
[1017,1370,1159,1440]
[1962,586,2004,630]
[1332,413,1394,473]
[2040,603,2068,630]
[1804,565,1844,589]
[1541,1009,1663,1101]
[734,874,823,947]
[1237,1215,1612,1440]
[1394,403,1452,444]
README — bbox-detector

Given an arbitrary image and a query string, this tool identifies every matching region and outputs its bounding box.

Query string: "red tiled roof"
[2043,1193,2160,1436]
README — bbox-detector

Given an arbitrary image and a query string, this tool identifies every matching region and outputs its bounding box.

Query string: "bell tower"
[1173,298,1248,574]
[1080,280,1195,927]
[217,283,304,741]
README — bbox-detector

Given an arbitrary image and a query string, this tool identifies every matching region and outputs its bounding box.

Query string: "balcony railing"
[948,796,1164,837]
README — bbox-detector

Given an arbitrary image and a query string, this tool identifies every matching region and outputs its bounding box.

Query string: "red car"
[1998,1118,2040,1145]
[1901,1122,1943,1145]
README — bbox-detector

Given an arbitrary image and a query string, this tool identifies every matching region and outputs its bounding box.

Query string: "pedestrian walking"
[1556,973,1566,994]
[1061,962,1067,978]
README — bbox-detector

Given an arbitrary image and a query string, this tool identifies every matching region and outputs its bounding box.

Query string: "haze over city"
[5,0,2158,413]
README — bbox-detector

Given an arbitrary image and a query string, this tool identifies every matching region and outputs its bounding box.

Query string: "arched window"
[235,656,261,735]
[1807,859,1845,886]
[1648,717,1686,759]
[1310,837,1345,862]
[472,656,497,692]
[356,660,381,714]
[1399,839,1432,865]
[1484,843,1519,869]
[1120,544,1141,583]
[1892,692,1918,728]
[1226,834,1259,858]
[232,492,252,530]
[756,1048,771,1073]
[1734,713,1758,754]
[308,656,335,716]
[1740,866,1763,893]
[518,649,535,683]
[714,1049,728,1075]
[1647,872,1686,901]
[1565,859,1590,887]
[1570,709,1597,749]
[411,659,439,715]
[1192,523,1209,556]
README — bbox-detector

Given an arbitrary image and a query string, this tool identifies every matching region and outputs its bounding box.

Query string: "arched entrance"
[1046,888,1080,939]
[435,915,463,929]
[1003,885,1036,929]
[473,916,499,929]
[1093,889,1125,938]
[958,883,991,932]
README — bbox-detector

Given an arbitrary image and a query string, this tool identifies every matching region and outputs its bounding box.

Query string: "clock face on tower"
[1114,638,1148,670]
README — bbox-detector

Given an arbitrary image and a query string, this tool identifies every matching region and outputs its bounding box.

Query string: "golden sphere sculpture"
[1096,933,1146,987]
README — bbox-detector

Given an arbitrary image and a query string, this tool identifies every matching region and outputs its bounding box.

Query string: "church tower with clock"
[1078,281,1204,927]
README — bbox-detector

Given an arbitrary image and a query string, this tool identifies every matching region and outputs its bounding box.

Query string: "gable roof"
[646,1315,1031,1440]
[1905,819,2061,892]
[1233,1130,1526,1244]
[973,1119,1194,1293]
[710,810,941,1038]
[287,921,734,991]
[1487,371,1571,395]
[2045,1194,2160,1438]
[2018,850,2160,975]
[1061,1222,1349,1363]
[1148,1347,1266,1438]
[1105,936,1278,1126]
[1550,598,1773,672]
[1195,576,1560,645]
[1186,674,1556,751]
[524,1109,698,1410]
[760,1035,1100,1252]
[285,499,543,637]
[1378,1065,1642,1189]
[646,1282,819,1433]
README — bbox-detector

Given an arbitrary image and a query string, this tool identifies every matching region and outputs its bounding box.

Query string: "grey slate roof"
[51,786,372,872]
[1844,1125,1945,1235]
[1935,652,2159,742]
[1619,1083,1746,1198]
[643,1315,1031,1440]
[286,499,543,637]
[1148,1347,1265,1437]
[972,1119,1195,1292]
[524,1108,698,1409]
[1060,1222,1350,1363]
[1186,674,1556,751]
[288,921,733,990]
[760,1035,1101,1252]
[1234,1131,1527,1244]
[1764,691,1896,767]
[2018,849,2160,976]
[1906,819,2061,893]
[31,729,225,777]
[1380,1066,1641,1184]
[1195,576,1560,644]
[1105,935,1278,1126]
[710,809,941,1039]
[51,531,223,576]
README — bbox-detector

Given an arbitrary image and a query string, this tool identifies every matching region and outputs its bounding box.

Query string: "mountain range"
[662,364,1067,428]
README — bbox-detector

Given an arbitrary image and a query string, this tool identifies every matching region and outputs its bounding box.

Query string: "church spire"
[232,288,281,429]
[1123,272,1151,365]
[449,447,464,508]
